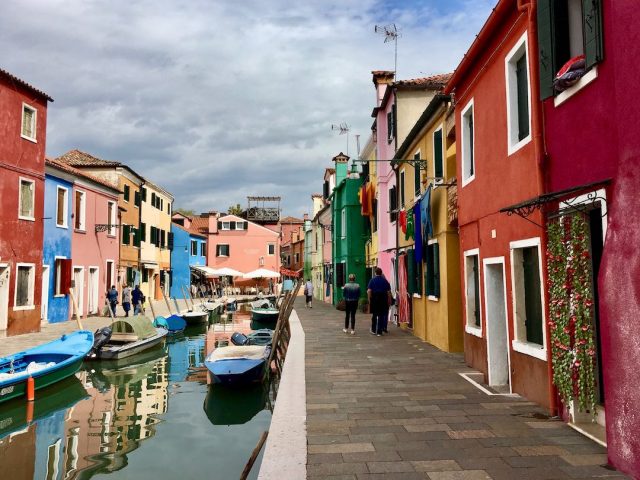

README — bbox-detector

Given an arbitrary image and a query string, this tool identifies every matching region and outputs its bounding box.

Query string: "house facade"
[445,0,552,408]
[0,69,52,336]
[170,223,206,299]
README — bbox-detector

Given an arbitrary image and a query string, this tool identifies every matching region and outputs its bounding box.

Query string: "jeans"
[123,302,131,316]
[344,300,358,329]
[371,311,388,334]
[133,303,141,315]
[110,302,117,316]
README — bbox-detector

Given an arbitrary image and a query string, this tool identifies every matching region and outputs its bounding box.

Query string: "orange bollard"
[26,376,35,402]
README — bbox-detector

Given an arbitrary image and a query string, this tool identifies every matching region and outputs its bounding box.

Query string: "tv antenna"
[374,24,400,78]
[331,123,351,154]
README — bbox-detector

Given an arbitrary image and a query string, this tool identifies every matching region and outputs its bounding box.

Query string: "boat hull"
[250,309,279,323]
[181,312,209,324]
[205,358,266,385]
[87,329,168,360]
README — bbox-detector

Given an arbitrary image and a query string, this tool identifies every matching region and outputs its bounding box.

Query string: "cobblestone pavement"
[297,298,626,480]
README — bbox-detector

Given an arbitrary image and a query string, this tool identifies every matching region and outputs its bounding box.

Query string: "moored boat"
[230,330,274,347]
[86,316,167,361]
[0,330,93,404]
[180,309,209,324]
[204,345,270,385]
[225,298,238,312]
[153,314,187,332]
[250,307,279,324]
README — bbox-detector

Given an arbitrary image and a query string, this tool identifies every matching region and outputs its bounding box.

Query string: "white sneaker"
[342,328,348,333]
[350,330,355,335]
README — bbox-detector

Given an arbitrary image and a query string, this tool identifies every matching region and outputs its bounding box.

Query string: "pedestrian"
[342,274,360,334]
[107,285,118,317]
[132,285,145,315]
[367,267,392,336]
[304,278,313,308]
[122,284,132,317]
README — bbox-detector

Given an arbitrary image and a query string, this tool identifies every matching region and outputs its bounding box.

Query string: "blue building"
[170,224,206,298]
[43,166,73,323]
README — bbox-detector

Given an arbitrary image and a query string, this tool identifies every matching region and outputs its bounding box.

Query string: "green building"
[330,153,369,305]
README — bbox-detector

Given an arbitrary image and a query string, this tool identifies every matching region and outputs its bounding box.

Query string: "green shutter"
[433,243,440,298]
[140,222,146,242]
[583,0,603,68]
[522,247,544,345]
[516,55,530,141]
[141,187,147,202]
[123,184,130,201]
[434,129,443,179]
[122,224,130,245]
[537,0,556,100]
[414,162,421,196]
[407,249,416,295]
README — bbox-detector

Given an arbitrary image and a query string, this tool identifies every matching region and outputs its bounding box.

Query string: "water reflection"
[0,304,274,480]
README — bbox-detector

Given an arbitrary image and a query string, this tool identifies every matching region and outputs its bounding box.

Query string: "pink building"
[48,160,120,317]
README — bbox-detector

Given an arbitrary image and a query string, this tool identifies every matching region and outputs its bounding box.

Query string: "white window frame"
[267,243,276,256]
[54,256,67,297]
[505,32,532,156]
[432,124,445,185]
[341,210,346,239]
[21,103,37,142]
[74,189,86,231]
[56,186,69,228]
[413,150,422,199]
[216,244,229,257]
[107,201,116,237]
[427,238,439,301]
[221,222,231,230]
[190,240,198,256]
[463,248,482,337]
[18,177,35,221]
[461,99,475,187]
[13,263,35,310]
[509,237,547,361]
[399,168,406,208]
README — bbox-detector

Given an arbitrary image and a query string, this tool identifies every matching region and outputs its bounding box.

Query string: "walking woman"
[342,274,360,334]
[304,278,314,308]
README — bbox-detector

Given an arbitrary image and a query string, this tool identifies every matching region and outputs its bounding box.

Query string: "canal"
[0,308,275,480]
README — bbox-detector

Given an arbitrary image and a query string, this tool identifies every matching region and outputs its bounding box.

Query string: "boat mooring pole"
[240,430,269,480]
[69,285,84,330]
[161,288,173,315]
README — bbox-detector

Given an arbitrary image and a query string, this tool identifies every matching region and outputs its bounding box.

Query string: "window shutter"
[230,221,236,230]
[523,247,544,345]
[140,222,146,242]
[124,185,130,201]
[217,221,222,230]
[161,230,166,248]
[122,224,130,245]
[134,191,140,207]
[168,232,174,250]
[392,103,397,141]
[141,187,147,202]
[537,0,556,100]
[150,226,156,245]
[133,227,141,247]
[414,159,421,196]
[582,0,603,69]
[516,55,530,141]
[406,249,416,295]
[387,111,393,142]
[472,256,481,327]
[433,243,440,298]
[61,259,72,294]
[434,130,443,178]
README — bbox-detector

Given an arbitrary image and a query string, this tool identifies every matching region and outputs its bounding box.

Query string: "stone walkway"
[297,298,626,480]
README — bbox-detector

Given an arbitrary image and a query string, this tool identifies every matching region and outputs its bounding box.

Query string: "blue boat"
[204,345,270,385]
[153,314,187,332]
[0,330,93,404]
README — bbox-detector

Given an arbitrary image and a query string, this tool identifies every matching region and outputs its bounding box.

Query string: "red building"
[0,69,52,336]
[445,0,553,409]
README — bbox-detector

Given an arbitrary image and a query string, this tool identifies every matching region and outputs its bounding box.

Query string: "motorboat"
[204,345,270,385]
[86,316,167,360]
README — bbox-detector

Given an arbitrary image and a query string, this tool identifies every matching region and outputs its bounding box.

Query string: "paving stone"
[309,453,345,464]
[447,430,495,439]
[503,455,570,468]
[366,461,416,473]
[561,454,609,466]
[426,470,492,480]
[309,443,375,454]
[412,460,462,472]
[307,463,369,476]
[355,473,427,480]
[308,435,352,445]
[512,445,571,456]
[343,451,403,463]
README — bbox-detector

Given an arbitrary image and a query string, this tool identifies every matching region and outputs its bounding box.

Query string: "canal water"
[0,308,275,480]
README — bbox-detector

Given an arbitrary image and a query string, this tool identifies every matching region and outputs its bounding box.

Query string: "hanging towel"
[405,208,414,240]
[399,209,407,234]
[420,185,433,240]
[414,202,423,264]
[367,182,374,216]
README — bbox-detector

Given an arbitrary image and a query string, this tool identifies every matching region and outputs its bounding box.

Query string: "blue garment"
[342,282,361,302]
[132,288,144,305]
[107,288,118,303]
[367,275,391,313]
[420,186,433,240]
[413,202,423,264]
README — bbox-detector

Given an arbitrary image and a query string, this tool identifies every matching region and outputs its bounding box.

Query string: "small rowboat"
[180,310,209,324]
[250,307,279,324]
[225,298,238,312]
[86,316,167,361]
[0,330,93,404]
[204,345,270,385]
[154,314,187,332]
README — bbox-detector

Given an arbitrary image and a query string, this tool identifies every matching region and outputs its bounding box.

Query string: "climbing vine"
[546,214,598,416]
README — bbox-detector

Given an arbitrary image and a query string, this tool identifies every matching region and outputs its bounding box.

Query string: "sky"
[1,0,495,217]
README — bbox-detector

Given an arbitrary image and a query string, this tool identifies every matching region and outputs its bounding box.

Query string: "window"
[14,264,35,309]
[268,243,275,255]
[122,224,131,245]
[425,240,440,298]
[399,169,405,208]
[191,240,198,256]
[216,244,229,257]
[341,210,346,239]
[464,250,482,336]
[18,178,35,220]
[167,202,171,215]
[406,249,420,296]
[537,0,603,99]
[433,126,444,181]
[123,184,130,202]
[151,192,156,207]
[132,226,141,247]
[141,187,147,202]
[56,186,68,228]
[21,104,37,141]
[386,104,396,143]
[413,152,421,196]
[140,222,146,242]
[134,190,140,207]
[221,222,231,230]
[506,33,531,154]
[150,226,157,245]
[200,242,206,257]
[74,190,86,230]
[510,239,547,359]
[54,258,71,296]
[336,262,346,288]
[107,201,116,236]
[388,185,398,222]
[461,100,475,186]
[294,253,300,264]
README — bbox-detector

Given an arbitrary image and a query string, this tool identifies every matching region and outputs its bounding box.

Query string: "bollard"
[26,376,35,402]
[26,399,34,423]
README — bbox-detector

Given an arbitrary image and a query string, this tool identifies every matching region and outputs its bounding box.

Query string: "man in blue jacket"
[367,268,392,336]
[342,274,360,335]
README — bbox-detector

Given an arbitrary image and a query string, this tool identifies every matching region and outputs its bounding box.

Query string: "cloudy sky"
[2,0,494,217]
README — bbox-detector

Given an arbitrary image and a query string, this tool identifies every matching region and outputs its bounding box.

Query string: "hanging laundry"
[420,185,433,240]
[414,202,423,264]
[405,208,414,240]
[359,185,367,216]
[399,209,407,234]
[366,182,374,215]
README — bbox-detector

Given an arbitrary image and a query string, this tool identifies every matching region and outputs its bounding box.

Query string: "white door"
[73,267,84,318]
[88,268,98,314]
[0,266,9,332]
[484,259,511,389]
[41,265,50,323]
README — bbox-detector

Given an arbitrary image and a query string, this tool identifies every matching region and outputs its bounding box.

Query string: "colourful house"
[445,0,552,408]
[170,222,206,299]
[0,68,52,335]
[309,194,328,302]
[392,92,463,352]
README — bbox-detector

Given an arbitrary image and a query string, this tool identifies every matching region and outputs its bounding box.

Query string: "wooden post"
[161,288,173,315]
[185,284,196,309]
[239,431,269,480]
[104,297,115,320]
[148,299,157,321]
[181,285,192,311]
[69,287,84,330]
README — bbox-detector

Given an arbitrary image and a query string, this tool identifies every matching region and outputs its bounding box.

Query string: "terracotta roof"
[280,216,304,224]
[173,222,206,239]
[57,149,122,167]
[45,158,120,193]
[189,216,209,236]
[0,68,53,102]
[393,73,452,89]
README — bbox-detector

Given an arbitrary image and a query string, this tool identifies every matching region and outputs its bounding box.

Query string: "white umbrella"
[211,267,244,277]
[243,268,280,279]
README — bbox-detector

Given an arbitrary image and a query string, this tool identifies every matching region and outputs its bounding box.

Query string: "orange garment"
[368,182,376,219]
[361,183,371,216]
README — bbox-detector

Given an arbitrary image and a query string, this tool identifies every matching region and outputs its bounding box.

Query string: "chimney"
[208,211,219,234]
[372,70,395,107]
[333,152,349,185]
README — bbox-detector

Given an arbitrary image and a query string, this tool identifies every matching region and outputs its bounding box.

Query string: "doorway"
[41,265,50,323]
[73,267,84,318]
[0,265,9,332]
[484,258,510,389]
[88,267,99,314]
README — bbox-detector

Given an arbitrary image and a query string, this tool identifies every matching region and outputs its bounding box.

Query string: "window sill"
[13,305,35,311]
[427,295,439,302]
[19,216,35,222]
[107,234,116,238]
[554,66,598,107]
[465,324,482,338]
[20,134,37,143]
[56,224,69,229]
[512,339,547,361]
[507,134,532,157]
[54,294,66,298]
[75,229,86,234]
[461,174,476,188]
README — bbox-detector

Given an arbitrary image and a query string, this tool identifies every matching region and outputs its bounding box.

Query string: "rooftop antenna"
[374,23,400,79]
[331,123,351,154]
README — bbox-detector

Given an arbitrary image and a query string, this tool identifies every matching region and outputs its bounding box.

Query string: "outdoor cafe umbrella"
[210,267,244,295]
[243,268,280,294]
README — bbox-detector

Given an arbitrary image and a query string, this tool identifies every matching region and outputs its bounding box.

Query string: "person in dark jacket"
[342,274,361,334]
[132,285,145,315]
[107,286,118,317]
[367,268,392,336]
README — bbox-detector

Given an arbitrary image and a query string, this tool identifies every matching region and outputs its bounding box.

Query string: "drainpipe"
[517,0,557,417]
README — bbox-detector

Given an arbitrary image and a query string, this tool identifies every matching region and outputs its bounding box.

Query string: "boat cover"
[206,345,267,361]
[111,315,158,340]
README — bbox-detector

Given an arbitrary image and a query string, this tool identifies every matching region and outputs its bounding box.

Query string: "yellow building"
[393,94,463,352]
[361,135,378,273]
[139,180,174,301]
